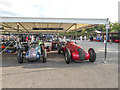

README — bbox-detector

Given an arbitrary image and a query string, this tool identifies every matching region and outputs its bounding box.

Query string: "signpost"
[104,19,109,63]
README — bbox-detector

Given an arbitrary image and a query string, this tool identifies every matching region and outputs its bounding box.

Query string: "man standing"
[104,35,106,44]
[109,34,112,44]
[84,36,86,40]
[80,36,82,41]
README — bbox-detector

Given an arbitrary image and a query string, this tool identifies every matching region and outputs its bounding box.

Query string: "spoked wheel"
[42,49,47,63]
[65,49,71,64]
[88,48,96,62]
[17,49,23,64]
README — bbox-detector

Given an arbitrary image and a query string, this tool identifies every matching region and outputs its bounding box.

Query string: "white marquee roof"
[0,17,108,33]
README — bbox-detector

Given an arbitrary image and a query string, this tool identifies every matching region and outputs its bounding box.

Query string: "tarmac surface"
[1,40,119,88]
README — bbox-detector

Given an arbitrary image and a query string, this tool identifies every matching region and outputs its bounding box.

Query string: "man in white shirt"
[84,36,86,40]
[80,36,82,41]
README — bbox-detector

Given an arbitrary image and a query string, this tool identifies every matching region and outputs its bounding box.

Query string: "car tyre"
[58,45,62,54]
[65,49,71,64]
[88,48,96,62]
[43,49,47,63]
[17,49,23,64]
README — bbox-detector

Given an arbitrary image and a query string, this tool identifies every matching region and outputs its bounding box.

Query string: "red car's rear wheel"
[88,48,96,62]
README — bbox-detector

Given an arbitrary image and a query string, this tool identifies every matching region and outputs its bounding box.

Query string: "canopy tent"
[0,17,108,34]
[0,17,109,62]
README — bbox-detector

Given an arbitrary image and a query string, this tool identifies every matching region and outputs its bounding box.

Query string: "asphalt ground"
[1,40,119,88]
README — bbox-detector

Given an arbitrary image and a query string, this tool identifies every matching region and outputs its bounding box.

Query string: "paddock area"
[2,40,118,88]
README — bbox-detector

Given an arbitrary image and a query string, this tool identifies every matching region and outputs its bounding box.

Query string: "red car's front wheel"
[65,49,71,64]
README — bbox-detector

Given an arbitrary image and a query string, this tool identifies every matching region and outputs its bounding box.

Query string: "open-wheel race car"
[58,41,96,64]
[17,42,47,64]
[51,41,59,51]
[58,41,66,54]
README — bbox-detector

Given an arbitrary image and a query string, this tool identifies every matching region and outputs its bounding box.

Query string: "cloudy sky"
[0,0,119,22]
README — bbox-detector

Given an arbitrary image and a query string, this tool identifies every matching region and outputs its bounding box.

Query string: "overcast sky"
[0,0,119,22]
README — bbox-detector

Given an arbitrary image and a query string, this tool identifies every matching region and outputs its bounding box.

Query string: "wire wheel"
[65,49,71,64]
[17,49,23,64]
[88,48,96,62]
[43,49,47,63]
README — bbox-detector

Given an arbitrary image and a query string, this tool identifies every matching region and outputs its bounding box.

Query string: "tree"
[110,22,119,32]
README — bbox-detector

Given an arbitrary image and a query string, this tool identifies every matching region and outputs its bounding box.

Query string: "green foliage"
[80,29,85,34]
[110,22,119,32]
[59,22,119,36]
[81,22,119,35]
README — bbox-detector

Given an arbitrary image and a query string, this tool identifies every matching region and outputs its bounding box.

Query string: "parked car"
[17,42,47,63]
[58,41,96,64]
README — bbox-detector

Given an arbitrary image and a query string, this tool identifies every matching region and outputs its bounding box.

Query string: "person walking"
[104,35,106,44]
[31,35,34,43]
[100,35,103,42]
[109,34,112,44]
[84,36,86,40]
[26,36,28,42]
[80,36,82,41]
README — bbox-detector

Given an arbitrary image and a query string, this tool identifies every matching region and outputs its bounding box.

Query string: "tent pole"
[75,23,77,44]
[17,23,19,46]
[9,32,10,41]
[65,30,67,41]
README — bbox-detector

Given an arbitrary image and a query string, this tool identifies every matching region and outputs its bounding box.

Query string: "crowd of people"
[1,33,115,47]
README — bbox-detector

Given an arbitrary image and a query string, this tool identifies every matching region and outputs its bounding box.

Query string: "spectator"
[31,35,34,43]
[91,35,93,41]
[26,36,28,42]
[89,35,93,41]
[100,35,103,42]
[84,36,86,40]
[104,35,106,44]
[109,34,112,44]
[80,36,82,41]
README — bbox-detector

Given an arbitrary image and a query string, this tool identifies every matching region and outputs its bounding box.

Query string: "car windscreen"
[30,43,37,48]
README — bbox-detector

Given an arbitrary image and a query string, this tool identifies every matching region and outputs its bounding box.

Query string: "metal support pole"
[17,23,19,41]
[104,18,109,63]
[75,23,77,44]
[17,23,19,47]
[9,32,10,41]
[65,30,67,41]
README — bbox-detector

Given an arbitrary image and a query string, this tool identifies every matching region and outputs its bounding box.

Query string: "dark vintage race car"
[58,41,96,64]
[17,42,47,64]
[51,41,59,51]
[58,41,66,54]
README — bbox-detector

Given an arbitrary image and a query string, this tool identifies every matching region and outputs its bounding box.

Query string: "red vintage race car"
[113,39,120,43]
[58,41,96,64]
[51,41,59,51]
